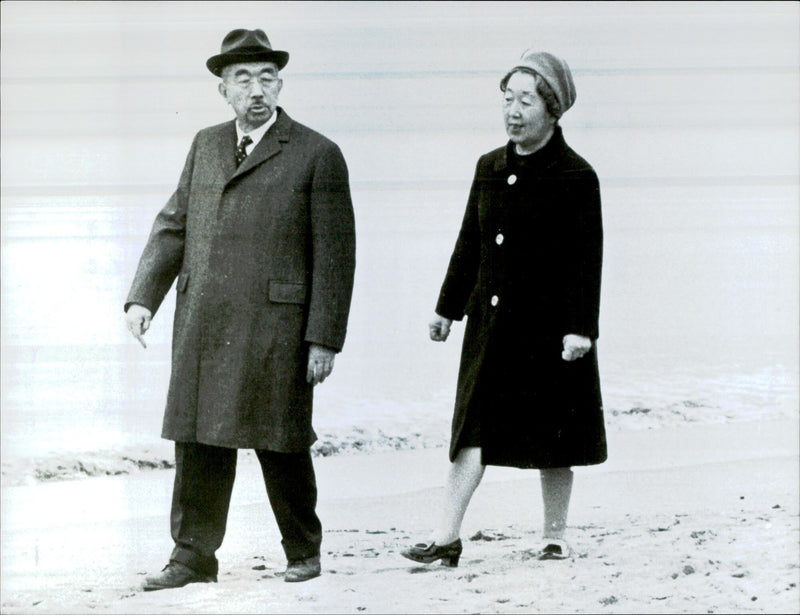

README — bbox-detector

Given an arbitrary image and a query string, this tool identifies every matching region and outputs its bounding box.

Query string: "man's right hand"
[125,304,152,348]
[429,314,452,342]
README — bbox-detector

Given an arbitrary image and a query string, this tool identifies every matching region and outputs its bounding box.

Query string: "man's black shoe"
[142,561,217,591]
[284,555,321,582]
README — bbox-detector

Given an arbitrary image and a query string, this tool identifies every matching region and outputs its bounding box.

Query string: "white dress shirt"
[236,109,279,156]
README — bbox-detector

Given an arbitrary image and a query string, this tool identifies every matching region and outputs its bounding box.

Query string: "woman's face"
[502,71,556,153]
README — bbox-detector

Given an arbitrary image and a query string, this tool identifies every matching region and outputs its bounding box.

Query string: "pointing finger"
[132,330,147,349]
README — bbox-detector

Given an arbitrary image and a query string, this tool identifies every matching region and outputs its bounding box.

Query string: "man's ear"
[218,82,228,101]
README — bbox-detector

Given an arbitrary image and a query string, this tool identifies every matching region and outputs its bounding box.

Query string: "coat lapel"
[227,109,292,184]
[215,120,238,180]
[493,144,509,172]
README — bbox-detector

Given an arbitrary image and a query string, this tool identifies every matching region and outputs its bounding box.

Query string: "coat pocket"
[176,271,190,293]
[268,280,308,304]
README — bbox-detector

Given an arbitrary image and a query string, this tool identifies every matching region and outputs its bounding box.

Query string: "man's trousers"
[167,441,322,576]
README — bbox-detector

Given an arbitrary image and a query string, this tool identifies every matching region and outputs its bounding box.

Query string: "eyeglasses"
[230,74,280,89]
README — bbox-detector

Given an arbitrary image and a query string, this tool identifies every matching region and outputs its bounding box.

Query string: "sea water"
[1,2,798,474]
[2,147,797,468]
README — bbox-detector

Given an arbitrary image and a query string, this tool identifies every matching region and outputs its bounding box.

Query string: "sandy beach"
[1,3,798,614]
[2,418,798,614]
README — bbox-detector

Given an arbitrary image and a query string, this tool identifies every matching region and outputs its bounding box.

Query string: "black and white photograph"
[1,1,798,613]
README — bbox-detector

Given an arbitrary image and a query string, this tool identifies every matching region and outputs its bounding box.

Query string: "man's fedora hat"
[206,29,289,76]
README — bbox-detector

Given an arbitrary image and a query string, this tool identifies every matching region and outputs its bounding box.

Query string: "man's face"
[219,61,283,132]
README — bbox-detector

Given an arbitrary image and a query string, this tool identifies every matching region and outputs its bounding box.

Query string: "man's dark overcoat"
[436,126,607,469]
[126,108,355,451]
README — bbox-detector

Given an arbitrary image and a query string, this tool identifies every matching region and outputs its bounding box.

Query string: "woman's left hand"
[562,334,592,361]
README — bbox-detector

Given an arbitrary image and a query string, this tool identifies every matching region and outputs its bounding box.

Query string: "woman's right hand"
[429,315,453,342]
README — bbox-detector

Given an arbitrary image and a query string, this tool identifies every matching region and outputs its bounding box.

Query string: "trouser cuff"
[283,543,321,563]
[170,545,218,576]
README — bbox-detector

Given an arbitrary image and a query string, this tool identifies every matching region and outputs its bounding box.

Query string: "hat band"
[222,46,275,56]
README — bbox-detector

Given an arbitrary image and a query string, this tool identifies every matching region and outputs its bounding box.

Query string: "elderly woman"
[402,50,606,566]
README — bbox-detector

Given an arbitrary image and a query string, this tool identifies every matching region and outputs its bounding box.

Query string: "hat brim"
[206,50,289,76]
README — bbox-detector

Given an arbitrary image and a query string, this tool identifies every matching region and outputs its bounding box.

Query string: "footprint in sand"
[408,566,436,574]
[470,530,512,541]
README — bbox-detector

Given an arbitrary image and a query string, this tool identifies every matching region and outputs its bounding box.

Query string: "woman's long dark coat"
[126,109,355,451]
[436,126,607,469]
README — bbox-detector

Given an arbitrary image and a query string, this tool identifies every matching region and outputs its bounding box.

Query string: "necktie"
[235,135,253,166]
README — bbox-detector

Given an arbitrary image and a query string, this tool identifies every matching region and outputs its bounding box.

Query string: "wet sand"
[1,418,798,614]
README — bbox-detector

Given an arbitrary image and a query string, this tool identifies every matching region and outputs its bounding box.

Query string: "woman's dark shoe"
[537,539,571,560]
[142,561,217,591]
[400,538,462,567]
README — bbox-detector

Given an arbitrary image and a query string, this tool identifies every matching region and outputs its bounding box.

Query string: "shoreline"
[0,426,451,487]
[2,410,798,487]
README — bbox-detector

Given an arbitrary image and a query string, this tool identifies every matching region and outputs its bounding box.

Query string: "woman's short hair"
[500,68,562,119]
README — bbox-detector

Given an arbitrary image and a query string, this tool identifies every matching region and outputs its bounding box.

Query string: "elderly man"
[124,28,356,590]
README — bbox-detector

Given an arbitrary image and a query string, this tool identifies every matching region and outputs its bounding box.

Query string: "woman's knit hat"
[503,50,576,116]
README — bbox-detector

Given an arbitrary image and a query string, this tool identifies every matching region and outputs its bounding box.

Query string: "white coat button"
[495,233,504,245]
[491,295,499,306]
[507,174,517,185]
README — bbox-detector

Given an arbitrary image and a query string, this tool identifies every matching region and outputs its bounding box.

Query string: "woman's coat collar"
[492,125,566,172]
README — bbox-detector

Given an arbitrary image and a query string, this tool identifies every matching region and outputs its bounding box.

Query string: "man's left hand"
[562,334,592,361]
[307,343,336,385]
